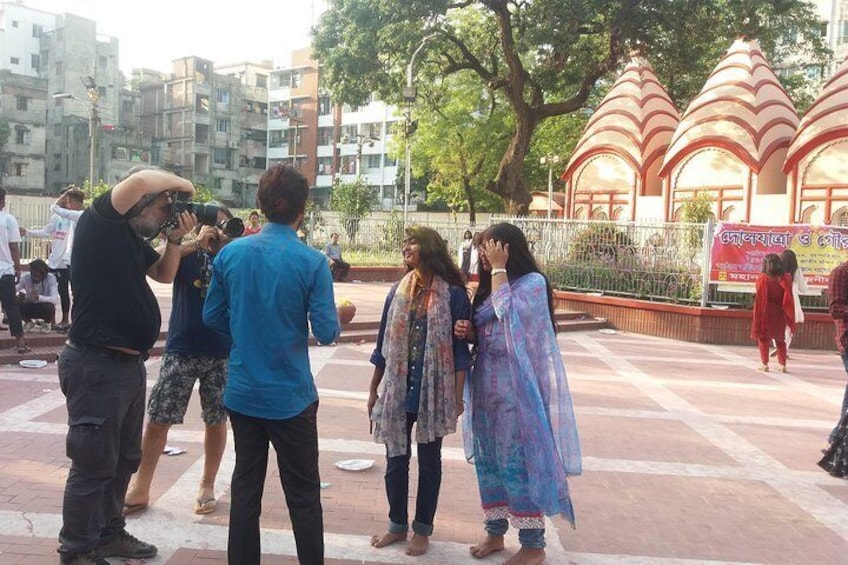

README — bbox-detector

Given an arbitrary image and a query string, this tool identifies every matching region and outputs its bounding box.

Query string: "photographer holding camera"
[57,166,197,565]
[123,203,242,517]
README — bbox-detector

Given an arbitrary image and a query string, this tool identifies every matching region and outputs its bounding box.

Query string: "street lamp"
[53,75,100,185]
[540,153,562,219]
[402,33,438,226]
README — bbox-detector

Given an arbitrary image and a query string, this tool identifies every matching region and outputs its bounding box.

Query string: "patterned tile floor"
[0,282,846,564]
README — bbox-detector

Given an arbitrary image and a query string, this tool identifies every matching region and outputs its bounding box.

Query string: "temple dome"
[659,39,799,177]
[784,54,848,173]
[564,56,680,183]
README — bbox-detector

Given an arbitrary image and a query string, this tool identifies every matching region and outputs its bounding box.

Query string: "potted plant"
[336,297,356,325]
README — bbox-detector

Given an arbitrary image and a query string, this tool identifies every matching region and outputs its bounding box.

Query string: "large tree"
[313,0,827,213]
[408,69,508,222]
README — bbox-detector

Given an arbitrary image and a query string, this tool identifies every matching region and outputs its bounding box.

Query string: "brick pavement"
[0,282,847,563]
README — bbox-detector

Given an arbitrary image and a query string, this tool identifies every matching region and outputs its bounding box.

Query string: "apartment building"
[0,69,45,192]
[0,1,52,78]
[136,56,270,205]
[268,47,401,209]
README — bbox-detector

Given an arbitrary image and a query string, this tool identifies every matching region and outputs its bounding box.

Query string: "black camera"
[171,192,245,238]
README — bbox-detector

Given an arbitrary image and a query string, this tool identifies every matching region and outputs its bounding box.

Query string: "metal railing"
[17,197,806,310]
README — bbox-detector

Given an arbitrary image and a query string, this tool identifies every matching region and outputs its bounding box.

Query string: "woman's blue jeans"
[384,413,443,536]
[485,518,546,549]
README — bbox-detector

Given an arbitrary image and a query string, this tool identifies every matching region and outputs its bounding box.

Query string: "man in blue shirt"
[204,164,340,565]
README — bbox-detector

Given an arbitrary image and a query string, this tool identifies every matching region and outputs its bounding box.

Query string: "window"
[112,147,128,160]
[256,74,267,88]
[16,96,28,111]
[11,20,18,28]
[317,127,334,146]
[31,53,39,69]
[316,156,334,175]
[99,56,107,66]
[384,155,398,167]
[365,122,381,139]
[340,125,358,141]
[98,86,107,98]
[10,57,19,65]
[122,100,134,114]
[268,130,286,148]
[14,163,26,176]
[318,96,332,116]
[54,61,63,75]
[213,148,228,165]
[216,89,230,104]
[15,127,30,145]
[340,155,356,174]
[291,71,301,88]
[364,154,381,169]
[216,119,230,133]
[32,24,42,37]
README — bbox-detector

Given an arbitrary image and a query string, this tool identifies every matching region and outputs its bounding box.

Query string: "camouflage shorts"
[147,352,228,426]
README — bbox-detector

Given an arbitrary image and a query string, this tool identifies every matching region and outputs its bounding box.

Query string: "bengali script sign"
[710,223,848,287]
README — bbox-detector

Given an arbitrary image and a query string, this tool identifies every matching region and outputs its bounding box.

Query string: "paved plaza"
[0,282,847,564]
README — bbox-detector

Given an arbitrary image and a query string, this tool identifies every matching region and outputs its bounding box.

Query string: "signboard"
[709,223,848,288]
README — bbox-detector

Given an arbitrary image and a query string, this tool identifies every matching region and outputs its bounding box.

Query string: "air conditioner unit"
[228,141,240,149]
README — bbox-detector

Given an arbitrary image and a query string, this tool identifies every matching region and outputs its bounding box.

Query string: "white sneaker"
[23,321,35,333]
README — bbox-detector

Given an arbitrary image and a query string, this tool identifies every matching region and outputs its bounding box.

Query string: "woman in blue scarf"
[455,222,581,565]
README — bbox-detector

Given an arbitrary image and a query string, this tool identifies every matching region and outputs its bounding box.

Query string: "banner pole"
[700,218,715,308]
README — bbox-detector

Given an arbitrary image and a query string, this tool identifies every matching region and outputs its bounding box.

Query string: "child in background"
[751,253,795,372]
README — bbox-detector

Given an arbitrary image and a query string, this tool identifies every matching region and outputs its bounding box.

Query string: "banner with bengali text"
[709,223,848,287]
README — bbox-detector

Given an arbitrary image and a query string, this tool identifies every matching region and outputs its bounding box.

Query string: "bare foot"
[470,534,505,558]
[406,533,429,556]
[122,488,149,514]
[503,547,545,565]
[371,531,406,548]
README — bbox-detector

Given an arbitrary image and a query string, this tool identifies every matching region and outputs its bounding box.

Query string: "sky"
[20,0,328,74]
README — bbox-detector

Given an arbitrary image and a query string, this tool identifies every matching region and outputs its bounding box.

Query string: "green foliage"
[680,192,714,254]
[313,0,826,210]
[547,262,699,303]
[379,210,404,251]
[406,71,508,219]
[329,177,379,240]
[192,183,216,203]
[80,180,111,205]
[566,224,637,265]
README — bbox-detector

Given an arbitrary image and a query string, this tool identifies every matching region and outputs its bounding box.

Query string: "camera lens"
[220,217,245,238]
[188,202,221,226]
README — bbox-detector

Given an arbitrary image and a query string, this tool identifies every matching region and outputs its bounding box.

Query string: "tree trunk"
[487,110,537,214]
[462,177,477,225]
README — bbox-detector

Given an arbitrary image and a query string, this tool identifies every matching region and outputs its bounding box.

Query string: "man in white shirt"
[17,258,60,328]
[0,187,28,353]
[21,188,84,331]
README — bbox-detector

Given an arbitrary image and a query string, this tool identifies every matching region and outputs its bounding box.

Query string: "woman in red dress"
[751,253,795,372]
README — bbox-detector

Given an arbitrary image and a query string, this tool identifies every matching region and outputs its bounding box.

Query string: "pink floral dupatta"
[372,272,457,457]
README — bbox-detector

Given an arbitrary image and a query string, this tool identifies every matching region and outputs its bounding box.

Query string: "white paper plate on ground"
[335,459,375,471]
[598,328,617,335]
[19,359,47,369]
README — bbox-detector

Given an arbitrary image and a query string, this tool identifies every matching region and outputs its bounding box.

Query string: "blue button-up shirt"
[203,223,340,420]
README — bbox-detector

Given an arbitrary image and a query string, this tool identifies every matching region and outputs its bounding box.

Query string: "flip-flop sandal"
[122,502,148,515]
[16,345,32,355]
[194,497,217,514]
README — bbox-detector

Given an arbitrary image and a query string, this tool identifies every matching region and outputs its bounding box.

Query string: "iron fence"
[17,196,819,310]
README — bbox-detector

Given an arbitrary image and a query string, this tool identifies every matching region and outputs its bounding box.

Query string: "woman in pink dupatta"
[454,223,581,565]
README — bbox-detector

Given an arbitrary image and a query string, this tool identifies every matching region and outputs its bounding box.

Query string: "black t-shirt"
[68,191,161,352]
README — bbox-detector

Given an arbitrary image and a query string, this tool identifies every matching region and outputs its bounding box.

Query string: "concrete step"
[0,312,606,366]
